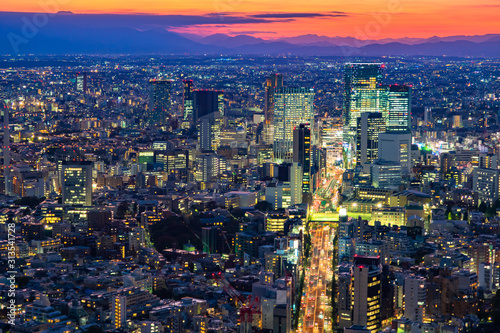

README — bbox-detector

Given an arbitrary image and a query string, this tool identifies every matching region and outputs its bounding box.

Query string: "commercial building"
[378,132,412,174]
[148,79,171,125]
[183,79,194,120]
[387,84,411,132]
[351,255,382,333]
[370,160,402,189]
[62,161,93,206]
[472,168,500,205]
[272,87,314,162]
[356,112,386,170]
[293,124,311,199]
[343,63,385,168]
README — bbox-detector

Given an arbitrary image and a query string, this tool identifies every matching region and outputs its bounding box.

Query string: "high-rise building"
[202,226,225,254]
[356,112,386,170]
[472,168,500,205]
[195,152,220,182]
[290,162,303,206]
[404,275,426,323]
[1,102,10,195]
[343,63,386,167]
[273,87,314,162]
[183,79,194,120]
[387,85,411,132]
[378,132,412,174]
[112,296,126,329]
[265,182,292,210]
[338,272,353,329]
[148,79,171,125]
[293,124,311,200]
[264,74,284,144]
[62,161,93,206]
[193,90,224,123]
[351,255,382,333]
[76,72,87,92]
[198,112,221,151]
[370,160,402,189]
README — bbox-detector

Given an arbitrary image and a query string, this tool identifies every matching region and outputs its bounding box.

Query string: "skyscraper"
[378,132,412,174]
[352,255,382,333]
[193,90,224,123]
[290,162,303,205]
[198,112,221,151]
[183,79,194,120]
[404,275,426,323]
[343,63,386,167]
[62,161,93,206]
[293,124,311,201]
[273,87,314,162]
[264,74,284,144]
[387,84,411,132]
[76,72,87,92]
[148,79,171,125]
[356,112,386,170]
[0,102,9,195]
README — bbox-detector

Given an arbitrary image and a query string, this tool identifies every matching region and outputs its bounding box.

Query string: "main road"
[297,165,343,333]
[298,224,334,333]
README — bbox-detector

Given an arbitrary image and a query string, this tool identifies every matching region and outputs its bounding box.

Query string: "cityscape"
[1,2,500,333]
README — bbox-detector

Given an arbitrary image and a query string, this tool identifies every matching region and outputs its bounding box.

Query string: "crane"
[212,272,261,333]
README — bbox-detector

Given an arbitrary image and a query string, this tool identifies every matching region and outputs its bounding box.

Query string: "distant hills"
[0,12,499,57]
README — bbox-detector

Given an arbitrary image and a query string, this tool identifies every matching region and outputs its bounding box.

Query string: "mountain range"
[0,12,499,57]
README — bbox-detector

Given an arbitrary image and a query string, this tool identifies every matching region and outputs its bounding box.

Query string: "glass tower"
[343,63,386,167]
[272,87,314,162]
[293,123,311,199]
[387,84,411,132]
[148,79,171,126]
[183,80,194,120]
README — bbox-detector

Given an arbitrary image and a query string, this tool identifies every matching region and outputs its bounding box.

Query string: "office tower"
[356,112,385,170]
[293,124,311,200]
[472,168,500,206]
[440,152,455,178]
[265,182,292,210]
[1,102,10,195]
[155,149,190,176]
[404,275,426,323]
[62,161,93,206]
[343,63,386,167]
[387,85,411,132]
[202,226,225,254]
[148,79,171,125]
[378,132,412,174]
[273,87,314,162]
[370,160,402,189]
[193,90,224,123]
[453,114,461,128]
[195,152,220,182]
[87,208,112,233]
[290,162,303,205]
[264,74,284,144]
[339,272,353,329]
[76,72,87,92]
[198,112,221,151]
[183,79,194,120]
[352,255,382,333]
[423,107,432,125]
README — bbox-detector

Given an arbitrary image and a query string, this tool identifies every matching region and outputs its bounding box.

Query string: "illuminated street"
[298,224,334,333]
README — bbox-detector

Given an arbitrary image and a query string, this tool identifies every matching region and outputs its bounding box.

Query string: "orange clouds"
[1,0,498,39]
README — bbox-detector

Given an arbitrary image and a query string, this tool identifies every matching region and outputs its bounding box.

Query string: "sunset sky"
[2,0,499,39]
